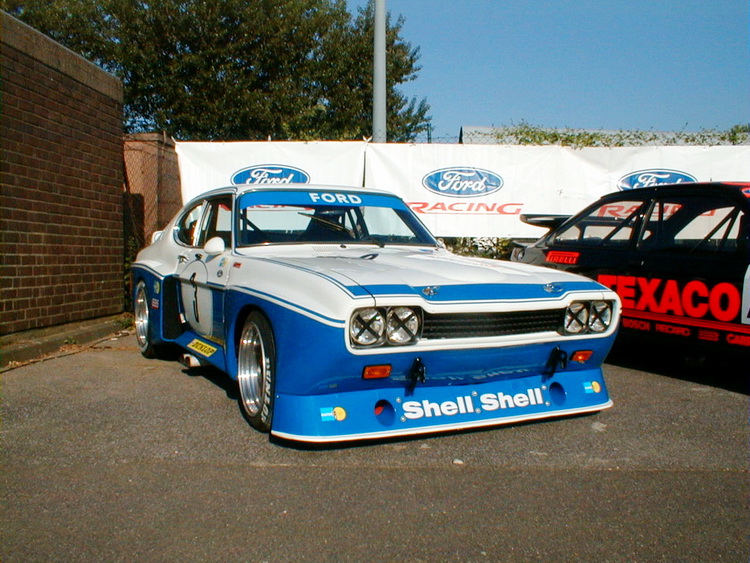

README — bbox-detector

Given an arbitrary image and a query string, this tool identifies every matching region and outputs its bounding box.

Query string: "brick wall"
[0,13,125,335]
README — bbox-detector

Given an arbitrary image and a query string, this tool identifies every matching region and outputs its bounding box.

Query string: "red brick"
[1,14,124,335]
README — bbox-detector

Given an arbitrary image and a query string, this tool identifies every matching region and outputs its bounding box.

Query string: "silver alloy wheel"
[237,319,266,418]
[134,282,150,352]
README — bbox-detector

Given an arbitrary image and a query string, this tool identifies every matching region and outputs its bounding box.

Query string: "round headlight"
[588,300,613,333]
[386,307,420,344]
[350,308,385,346]
[564,302,589,334]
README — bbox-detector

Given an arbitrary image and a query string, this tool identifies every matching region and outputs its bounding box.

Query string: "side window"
[175,202,205,246]
[640,195,745,256]
[553,199,646,246]
[197,197,233,247]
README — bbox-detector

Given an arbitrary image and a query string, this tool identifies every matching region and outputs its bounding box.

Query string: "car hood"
[241,245,600,302]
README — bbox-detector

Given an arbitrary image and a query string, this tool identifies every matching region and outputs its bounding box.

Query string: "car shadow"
[182,365,239,401]
[606,337,749,395]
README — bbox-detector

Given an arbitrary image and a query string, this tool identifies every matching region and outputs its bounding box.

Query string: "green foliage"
[442,237,513,261]
[115,313,135,330]
[486,120,750,148]
[3,0,431,142]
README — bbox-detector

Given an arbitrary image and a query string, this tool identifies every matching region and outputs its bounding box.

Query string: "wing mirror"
[204,236,226,256]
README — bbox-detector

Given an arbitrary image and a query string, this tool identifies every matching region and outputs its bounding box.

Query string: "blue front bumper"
[271,367,611,442]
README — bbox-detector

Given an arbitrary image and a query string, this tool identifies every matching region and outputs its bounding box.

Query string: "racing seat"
[299,211,354,242]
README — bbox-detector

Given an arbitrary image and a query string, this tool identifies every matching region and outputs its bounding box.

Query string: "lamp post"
[372,0,386,143]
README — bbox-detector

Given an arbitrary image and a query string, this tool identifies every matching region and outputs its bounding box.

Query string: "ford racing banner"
[176,141,366,203]
[365,143,574,238]
[176,141,750,238]
[365,144,750,237]
[571,146,750,193]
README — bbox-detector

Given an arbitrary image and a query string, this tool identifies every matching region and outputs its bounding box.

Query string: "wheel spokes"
[238,323,265,416]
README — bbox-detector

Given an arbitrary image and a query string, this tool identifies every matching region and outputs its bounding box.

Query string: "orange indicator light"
[571,350,594,363]
[363,365,392,379]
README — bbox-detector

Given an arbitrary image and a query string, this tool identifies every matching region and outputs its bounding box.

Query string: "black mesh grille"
[422,309,564,340]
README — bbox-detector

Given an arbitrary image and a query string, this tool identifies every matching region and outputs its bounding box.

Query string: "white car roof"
[192,184,395,202]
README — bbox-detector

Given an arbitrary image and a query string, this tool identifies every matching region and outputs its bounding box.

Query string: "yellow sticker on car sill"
[187,339,218,357]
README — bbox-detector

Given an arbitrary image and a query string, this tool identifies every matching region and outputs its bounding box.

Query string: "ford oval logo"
[422,167,503,198]
[543,283,564,294]
[617,169,696,191]
[231,165,310,185]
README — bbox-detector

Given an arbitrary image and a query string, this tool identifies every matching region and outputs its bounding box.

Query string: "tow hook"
[407,357,426,392]
[544,346,568,378]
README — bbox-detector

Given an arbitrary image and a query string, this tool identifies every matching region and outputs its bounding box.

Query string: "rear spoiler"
[519,214,571,232]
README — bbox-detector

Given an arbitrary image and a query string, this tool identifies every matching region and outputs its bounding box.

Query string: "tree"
[298,1,431,142]
[3,0,431,141]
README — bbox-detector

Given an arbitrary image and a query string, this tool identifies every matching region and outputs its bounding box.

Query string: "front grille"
[422,309,563,340]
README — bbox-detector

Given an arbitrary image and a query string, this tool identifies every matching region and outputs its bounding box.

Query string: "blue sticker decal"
[232,165,310,185]
[238,190,407,210]
[584,381,602,393]
[422,167,503,198]
[617,169,696,191]
[320,407,347,422]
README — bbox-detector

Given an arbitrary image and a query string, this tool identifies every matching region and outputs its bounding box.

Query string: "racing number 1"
[190,272,200,323]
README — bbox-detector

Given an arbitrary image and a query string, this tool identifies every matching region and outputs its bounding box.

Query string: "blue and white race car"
[131,184,621,443]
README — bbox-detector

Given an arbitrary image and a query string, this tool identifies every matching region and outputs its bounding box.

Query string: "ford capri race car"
[132,185,621,443]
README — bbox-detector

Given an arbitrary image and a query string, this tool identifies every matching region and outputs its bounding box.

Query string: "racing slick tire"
[134,280,163,359]
[237,311,276,433]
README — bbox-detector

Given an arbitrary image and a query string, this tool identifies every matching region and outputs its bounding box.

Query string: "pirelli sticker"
[187,339,218,357]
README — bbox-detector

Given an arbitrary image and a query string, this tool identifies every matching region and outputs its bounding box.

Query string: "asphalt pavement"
[1,332,748,562]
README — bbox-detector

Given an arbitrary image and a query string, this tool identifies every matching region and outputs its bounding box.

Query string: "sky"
[347,0,750,142]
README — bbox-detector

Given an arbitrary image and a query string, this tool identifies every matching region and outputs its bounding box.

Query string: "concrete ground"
[1,331,748,561]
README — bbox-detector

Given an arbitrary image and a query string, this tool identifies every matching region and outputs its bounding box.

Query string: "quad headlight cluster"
[350,307,422,348]
[561,300,615,335]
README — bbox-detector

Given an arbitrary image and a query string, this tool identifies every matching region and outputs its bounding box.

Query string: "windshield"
[236,190,437,247]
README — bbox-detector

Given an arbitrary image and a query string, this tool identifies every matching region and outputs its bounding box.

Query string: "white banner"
[365,143,573,238]
[365,144,750,237]
[176,141,366,203]
[176,141,750,238]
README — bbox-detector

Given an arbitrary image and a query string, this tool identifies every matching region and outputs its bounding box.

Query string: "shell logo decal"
[320,407,347,422]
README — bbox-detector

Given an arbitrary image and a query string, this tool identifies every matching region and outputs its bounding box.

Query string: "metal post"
[372,0,386,143]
